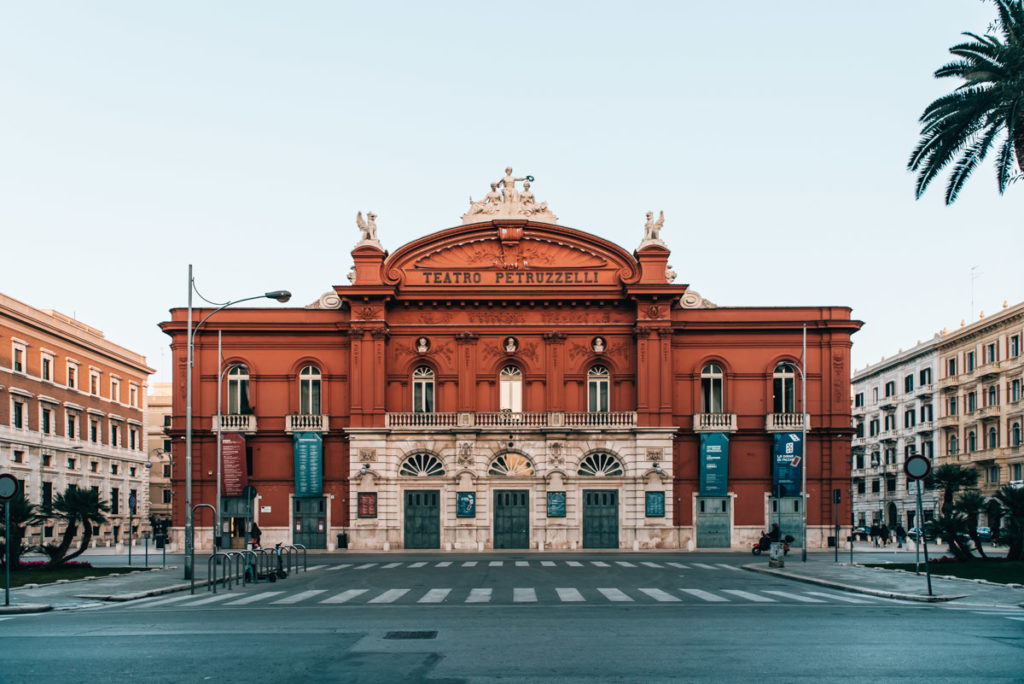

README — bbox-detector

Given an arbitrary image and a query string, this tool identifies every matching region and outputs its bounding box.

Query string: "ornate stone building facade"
[162,173,861,551]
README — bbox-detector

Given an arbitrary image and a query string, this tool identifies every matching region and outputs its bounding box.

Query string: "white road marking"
[131,594,198,608]
[541,561,556,567]
[354,563,377,570]
[382,562,402,569]
[678,588,728,602]
[224,591,284,605]
[408,562,427,568]
[516,561,529,567]
[715,564,742,572]
[418,588,452,603]
[489,561,503,567]
[271,590,327,605]
[185,593,237,606]
[556,588,585,602]
[615,561,636,567]
[325,564,351,571]
[804,591,871,604]
[514,588,537,602]
[466,588,492,603]
[566,561,583,567]
[721,590,775,603]
[1006,617,1024,622]
[305,565,326,571]
[597,588,633,602]
[321,589,368,604]
[369,589,410,604]
[641,562,663,568]
[435,562,452,568]
[666,562,689,569]
[762,590,825,603]
[638,588,680,602]
[462,561,478,567]
[692,563,718,570]
[591,561,610,567]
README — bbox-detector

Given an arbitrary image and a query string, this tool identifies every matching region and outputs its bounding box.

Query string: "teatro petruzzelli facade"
[163,170,861,552]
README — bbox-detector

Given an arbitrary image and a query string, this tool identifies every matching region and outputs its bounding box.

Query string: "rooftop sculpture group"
[462,167,559,224]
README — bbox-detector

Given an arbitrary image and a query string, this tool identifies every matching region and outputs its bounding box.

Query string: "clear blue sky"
[2,2,1021,383]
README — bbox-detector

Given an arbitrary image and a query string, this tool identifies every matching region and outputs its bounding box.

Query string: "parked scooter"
[751,531,794,555]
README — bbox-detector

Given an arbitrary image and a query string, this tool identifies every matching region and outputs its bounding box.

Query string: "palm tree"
[42,487,109,568]
[908,0,1024,204]
[992,484,1024,560]
[0,493,40,567]
[926,464,980,515]
[955,490,988,559]
[925,513,974,561]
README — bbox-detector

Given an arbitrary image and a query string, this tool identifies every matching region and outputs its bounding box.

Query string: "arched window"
[588,365,610,413]
[988,385,998,406]
[773,365,796,413]
[398,452,445,477]
[948,435,958,455]
[488,452,534,476]
[412,366,435,413]
[577,452,624,477]
[299,365,321,414]
[1012,422,1021,447]
[499,366,522,412]
[988,426,998,449]
[227,365,250,414]
[967,431,976,452]
[701,364,724,413]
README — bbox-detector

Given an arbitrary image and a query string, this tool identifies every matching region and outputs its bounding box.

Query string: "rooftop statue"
[462,167,558,224]
[356,211,380,245]
[642,210,665,243]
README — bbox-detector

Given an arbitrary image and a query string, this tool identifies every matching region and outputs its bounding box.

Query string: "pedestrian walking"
[869,523,880,547]
[895,523,906,548]
[880,524,890,547]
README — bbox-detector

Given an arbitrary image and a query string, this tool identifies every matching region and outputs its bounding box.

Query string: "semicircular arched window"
[398,453,446,477]
[578,452,624,477]
[488,452,534,476]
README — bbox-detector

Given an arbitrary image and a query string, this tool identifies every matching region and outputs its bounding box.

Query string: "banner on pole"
[699,433,729,496]
[294,432,323,497]
[221,433,247,497]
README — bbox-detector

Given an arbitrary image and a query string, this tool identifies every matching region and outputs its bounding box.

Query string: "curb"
[0,603,54,615]
[77,578,213,602]
[742,564,967,602]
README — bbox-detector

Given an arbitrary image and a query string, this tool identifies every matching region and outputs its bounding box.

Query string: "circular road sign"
[904,454,932,481]
[0,473,19,501]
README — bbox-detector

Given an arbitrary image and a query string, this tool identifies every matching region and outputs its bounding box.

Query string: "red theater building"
[162,173,861,551]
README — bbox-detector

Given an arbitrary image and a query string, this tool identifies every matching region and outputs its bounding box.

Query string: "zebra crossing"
[318,560,742,571]
[128,585,905,610]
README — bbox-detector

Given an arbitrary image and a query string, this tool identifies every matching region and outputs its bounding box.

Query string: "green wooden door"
[582,489,619,549]
[696,496,731,548]
[293,497,326,549]
[404,490,440,549]
[493,490,529,549]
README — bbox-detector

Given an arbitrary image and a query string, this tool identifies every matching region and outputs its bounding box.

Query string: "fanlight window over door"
[578,452,624,477]
[588,365,609,413]
[772,365,795,413]
[413,366,435,413]
[299,365,321,414]
[499,366,523,412]
[398,452,446,477]
[227,365,250,414]
[701,364,723,413]
[488,452,534,476]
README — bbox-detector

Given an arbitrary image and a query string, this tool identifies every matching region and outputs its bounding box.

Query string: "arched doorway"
[887,502,898,528]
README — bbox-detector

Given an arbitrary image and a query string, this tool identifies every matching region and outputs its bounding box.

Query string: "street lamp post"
[183,264,290,580]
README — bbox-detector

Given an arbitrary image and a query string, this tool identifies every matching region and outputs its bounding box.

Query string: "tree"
[955,490,989,559]
[42,487,109,568]
[926,464,980,515]
[908,0,1024,204]
[0,493,40,568]
[925,513,975,561]
[992,484,1024,560]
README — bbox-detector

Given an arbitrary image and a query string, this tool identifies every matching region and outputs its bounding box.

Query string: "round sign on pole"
[904,454,931,480]
[0,473,18,501]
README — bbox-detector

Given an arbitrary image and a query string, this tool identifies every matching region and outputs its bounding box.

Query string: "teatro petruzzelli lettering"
[419,270,604,285]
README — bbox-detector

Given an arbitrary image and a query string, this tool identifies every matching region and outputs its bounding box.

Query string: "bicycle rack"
[290,544,308,572]
[207,553,231,594]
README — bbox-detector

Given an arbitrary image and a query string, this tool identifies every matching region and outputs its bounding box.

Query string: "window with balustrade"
[412,366,434,413]
[772,366,795,413]
[588,365,610,413]
[227,366,251,414]
[299,365,321,414]
[701,364,723,413]
[499,366,522,412]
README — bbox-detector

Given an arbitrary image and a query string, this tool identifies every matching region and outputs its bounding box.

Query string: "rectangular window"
[41,453,52,467]
[855,453,864,469]
[41,355,52,381]
[111,488,119,515]
[856,480,866,495]
[129,427,138,450]
[111,378,121,403]
[111,464,118,475]
[1013,463,1023,481]
[904,410,916,428]
[884,381,895,397]
[90,419,99,443]
[67,457,76,470]
[110,423,119,447]
[869,419,879,437]
[947,358,957,376]
[90,370,100,395]
[920,368,932,385]
[41,407,52,434]
[855,422,864,438]
[1011,335,1021,359]
[872,387,879,403]
[12,400,25,429]
[162,439,171,452]
[1013,379,1022,402]
[905,374,914,393]
[162,489,172,504]
[949,396,958,415]
[920,404,933,422]
[12,343,26,372]
[163,464,171,478]
[967,392,976,412]
[854,393,864,408]
[12,450,24,464]
[42,481,52,509]
[67,413,78,439]
[986,342,998,364]
[163,416,172,428]
[872,479,881,493]
[67,363,78,389]
[90,461,98,473]
[886,477,897,493]
[967,351,975,371]
[988,466,1001,484]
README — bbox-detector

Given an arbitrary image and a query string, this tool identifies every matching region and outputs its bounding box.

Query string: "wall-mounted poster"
[699,432,730,496]
[772,432,803,496]
[457,492,476,518]
[645,491,665,517]
[547,491,566,517]
[293,432,323,497]
[357,492,377,518]
[221,433,247,496]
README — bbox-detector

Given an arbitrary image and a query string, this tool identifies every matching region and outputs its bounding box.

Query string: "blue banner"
[457,492,476,518]
[699,433,729,496]
[293,432,323,497]
[772,432,803,496]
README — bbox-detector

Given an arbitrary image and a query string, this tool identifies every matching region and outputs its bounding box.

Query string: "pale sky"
[2,2,1021,383]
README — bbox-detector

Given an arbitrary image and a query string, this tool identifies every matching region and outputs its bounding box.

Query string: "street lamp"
[776,324,808,562]
[183,264,290,580]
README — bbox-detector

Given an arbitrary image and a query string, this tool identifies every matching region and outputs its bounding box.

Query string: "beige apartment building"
[937,301,1024,503]
[145,382,173,523]
[0,292,155,547]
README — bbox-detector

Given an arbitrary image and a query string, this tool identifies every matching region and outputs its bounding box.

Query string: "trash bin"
[827,536,836,547]
[336,532,348,549]
[769,541,785,568]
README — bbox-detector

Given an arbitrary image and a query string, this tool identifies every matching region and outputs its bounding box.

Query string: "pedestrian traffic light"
[833,489,841,504]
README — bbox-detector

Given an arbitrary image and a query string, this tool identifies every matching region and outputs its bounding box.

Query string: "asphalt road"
[2,553,1021,683]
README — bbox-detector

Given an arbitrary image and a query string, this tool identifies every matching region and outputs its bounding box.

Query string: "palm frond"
[945,124,1001,202]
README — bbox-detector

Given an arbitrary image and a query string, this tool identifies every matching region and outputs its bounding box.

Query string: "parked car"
[976,526,993,543]
[906,527,936,542]
[852,526,869,541]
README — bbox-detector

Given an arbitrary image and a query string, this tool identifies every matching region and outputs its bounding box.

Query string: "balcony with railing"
[879,395,898,409]
[211,414,257,433]
[879,428,898,443]
[692,413,738,433]
[936,414,959,429]
[384,411,638,429]
[765,413,810,432]
[285,414,330,433]
[915,419,935,433]
[915,383,934,398]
